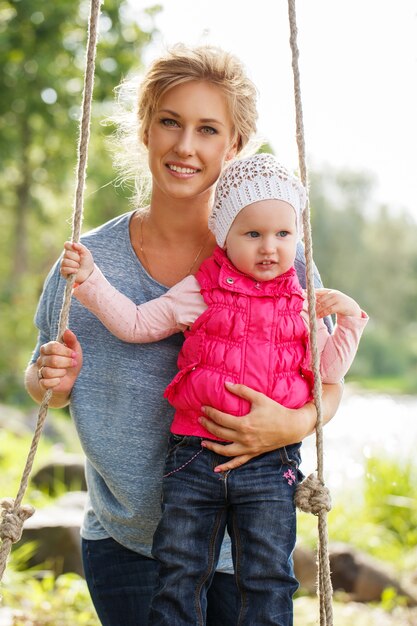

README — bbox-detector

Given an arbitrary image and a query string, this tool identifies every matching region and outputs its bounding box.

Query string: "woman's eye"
[160,118,178,128]
[200,126,217,135]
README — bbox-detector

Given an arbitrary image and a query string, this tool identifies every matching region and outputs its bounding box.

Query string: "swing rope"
[1,3,334,621]
[0,0,103,583]
[287,1,334,624]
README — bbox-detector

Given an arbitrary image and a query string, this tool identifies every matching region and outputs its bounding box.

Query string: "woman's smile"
[165,161,202,177]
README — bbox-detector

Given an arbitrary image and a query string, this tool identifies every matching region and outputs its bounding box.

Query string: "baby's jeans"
[148,434,302,626]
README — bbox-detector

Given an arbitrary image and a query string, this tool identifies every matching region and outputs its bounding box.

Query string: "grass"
[0,422,99,624]
[1,404,417,624]
[297,455,417,570]
[1,567,100,625]
[294,596,417,625]
[348,375,417,395]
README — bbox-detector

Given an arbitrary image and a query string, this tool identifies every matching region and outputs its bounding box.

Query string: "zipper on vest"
[240,296,250,416]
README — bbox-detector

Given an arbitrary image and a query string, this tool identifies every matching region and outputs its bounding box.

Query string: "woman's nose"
[174,128,196,157]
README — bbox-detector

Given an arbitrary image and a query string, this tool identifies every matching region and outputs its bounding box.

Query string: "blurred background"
[1,1,417,624]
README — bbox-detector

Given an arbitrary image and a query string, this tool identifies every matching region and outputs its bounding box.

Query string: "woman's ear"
[225,137,239,162]
[143,129,149,148]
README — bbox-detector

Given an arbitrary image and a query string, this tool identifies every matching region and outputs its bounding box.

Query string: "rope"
[0,0,102,584]
[287,1,334,623]
[0,4,334,618]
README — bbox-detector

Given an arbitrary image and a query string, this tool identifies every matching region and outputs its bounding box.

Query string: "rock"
[17,491,87,576]
[329,543,417,605]
[294,545,317,593]
[0,403,32,437]
[31,452,87,495]
[0,402,81,445]
[294,542,417,606]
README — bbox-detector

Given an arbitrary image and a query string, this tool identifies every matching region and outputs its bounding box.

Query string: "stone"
[31,452,87,495]
[329,543,417,605]
[17,491,87,576]
[294,545,317,593]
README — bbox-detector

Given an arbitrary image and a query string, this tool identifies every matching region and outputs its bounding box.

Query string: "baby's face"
[224,199,298,282]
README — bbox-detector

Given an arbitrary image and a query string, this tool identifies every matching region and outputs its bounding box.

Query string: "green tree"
[309,168,417,388]
[0,0,160,402]
[309,167,372,301]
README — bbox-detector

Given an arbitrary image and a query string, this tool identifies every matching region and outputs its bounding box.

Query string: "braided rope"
[287,1,334,624]
[0,0,102,583]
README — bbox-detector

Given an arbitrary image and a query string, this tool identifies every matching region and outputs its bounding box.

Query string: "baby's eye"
[277,231,289,238]
[246,231,260,238]
[200,126,217,135]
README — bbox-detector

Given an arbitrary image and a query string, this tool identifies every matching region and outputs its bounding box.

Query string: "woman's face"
[145,81,237,202]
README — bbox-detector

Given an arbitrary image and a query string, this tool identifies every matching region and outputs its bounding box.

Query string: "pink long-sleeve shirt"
[74,264,368,385]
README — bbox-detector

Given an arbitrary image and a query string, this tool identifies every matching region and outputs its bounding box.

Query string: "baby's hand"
[315,288,362,319]
[60,241,94,284]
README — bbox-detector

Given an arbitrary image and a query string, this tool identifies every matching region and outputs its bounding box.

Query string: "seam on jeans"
[84,539,98,588]
[166,433,187,456]
[83,539,112,626]
[230,510,247,626]
[279,446,298,469]
[163,448,203,478]
[194,508,226,625]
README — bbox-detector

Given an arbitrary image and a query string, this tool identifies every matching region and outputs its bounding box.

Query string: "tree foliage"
[309,167,417,387]
[0,1,416,404]
[0,0,160,401]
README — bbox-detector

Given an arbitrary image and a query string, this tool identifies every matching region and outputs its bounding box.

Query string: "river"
[300,386,417,494]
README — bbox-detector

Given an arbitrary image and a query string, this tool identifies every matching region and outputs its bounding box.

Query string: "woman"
[25,44,343,626]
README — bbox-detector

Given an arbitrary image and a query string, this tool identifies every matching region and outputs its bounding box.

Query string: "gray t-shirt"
[30,210,325,571]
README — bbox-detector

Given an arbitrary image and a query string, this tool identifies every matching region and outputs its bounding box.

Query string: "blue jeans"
[81,536,239,625]
[149,435,302,626]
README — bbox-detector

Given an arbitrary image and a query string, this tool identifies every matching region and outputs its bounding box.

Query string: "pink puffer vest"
[165,246,313,440]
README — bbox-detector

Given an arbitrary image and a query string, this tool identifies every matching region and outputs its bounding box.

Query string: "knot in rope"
[295,473,332,515]
[0,0,101,586]
[0,498,35,544]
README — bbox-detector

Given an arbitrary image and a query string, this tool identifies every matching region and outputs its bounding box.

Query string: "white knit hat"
[209,153,306,247]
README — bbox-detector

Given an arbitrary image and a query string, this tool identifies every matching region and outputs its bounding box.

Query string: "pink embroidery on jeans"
[283,468,296,486]
[163,448,203,478]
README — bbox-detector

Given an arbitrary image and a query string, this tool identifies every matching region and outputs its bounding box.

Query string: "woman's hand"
[25,329,83,406]
[37,328,82,392]
[200,381,343,472]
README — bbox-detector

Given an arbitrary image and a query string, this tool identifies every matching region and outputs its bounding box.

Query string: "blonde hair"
[109,44,261,206]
